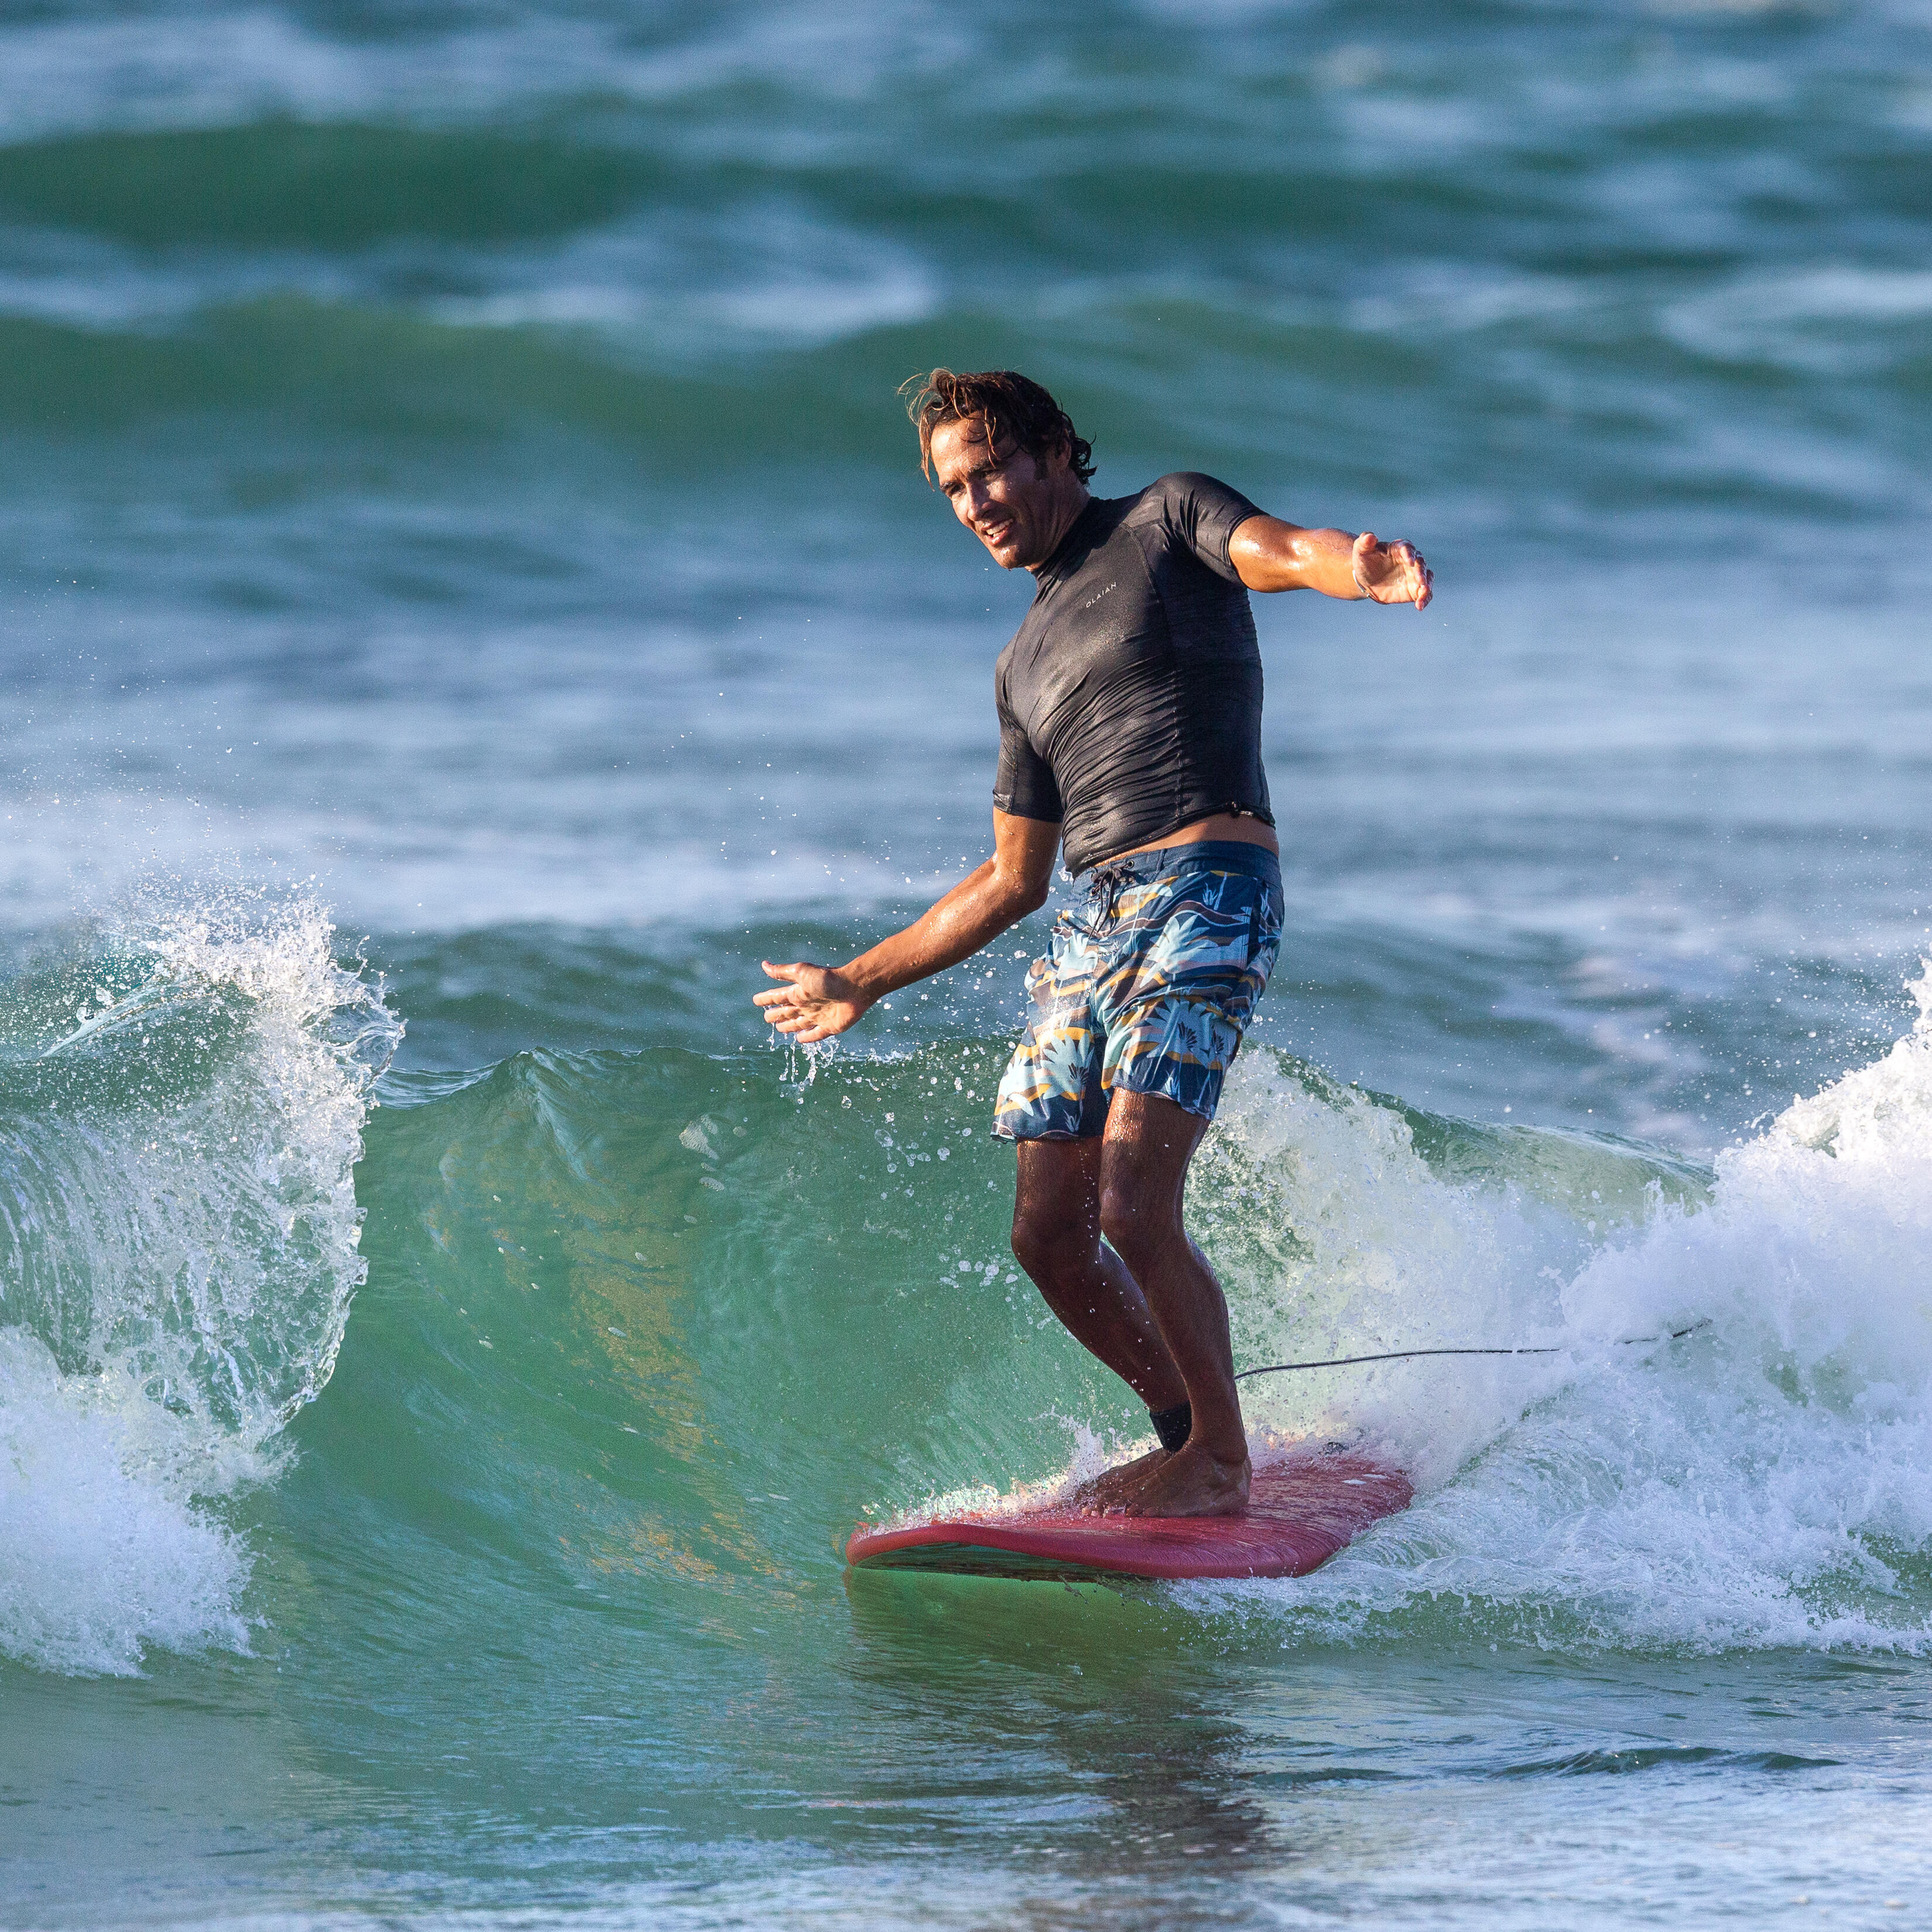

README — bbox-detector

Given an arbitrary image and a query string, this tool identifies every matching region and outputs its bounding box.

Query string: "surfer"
[756,369,1431,1516]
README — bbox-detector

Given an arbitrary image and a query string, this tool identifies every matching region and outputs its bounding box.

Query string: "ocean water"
[4,0,1932,1924]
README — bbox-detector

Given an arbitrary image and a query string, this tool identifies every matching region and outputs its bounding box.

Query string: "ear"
[1033,439,1071,482]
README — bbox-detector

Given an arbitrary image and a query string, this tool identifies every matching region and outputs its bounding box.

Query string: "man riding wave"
[756,370,1431,1517]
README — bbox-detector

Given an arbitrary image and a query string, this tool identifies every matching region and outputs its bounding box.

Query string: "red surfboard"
[845,1451,1412,1581]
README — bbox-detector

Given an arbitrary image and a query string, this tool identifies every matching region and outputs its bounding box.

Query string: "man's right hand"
[753,961,875,1042]
[751,813,1057,1046]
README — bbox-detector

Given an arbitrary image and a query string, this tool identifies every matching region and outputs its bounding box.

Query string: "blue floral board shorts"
[993,841,1283,1141]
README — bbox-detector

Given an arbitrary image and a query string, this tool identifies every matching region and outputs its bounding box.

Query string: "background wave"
[1,4,1927,520]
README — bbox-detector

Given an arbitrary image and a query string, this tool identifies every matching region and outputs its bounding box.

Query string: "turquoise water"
[4,2,1932,1924]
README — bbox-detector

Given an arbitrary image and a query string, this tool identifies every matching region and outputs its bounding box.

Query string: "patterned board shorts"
[992,841,1283,1141]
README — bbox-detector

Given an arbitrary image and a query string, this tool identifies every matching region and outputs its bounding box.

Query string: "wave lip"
[0,889,399,1674]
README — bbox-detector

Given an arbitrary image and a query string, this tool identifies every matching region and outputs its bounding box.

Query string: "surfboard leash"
[1234,1318,1712,1381]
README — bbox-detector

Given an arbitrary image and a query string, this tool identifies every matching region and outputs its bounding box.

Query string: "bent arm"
[754,811,1060,1042]
[1229,515,1433,609]
[842,810,1058,998]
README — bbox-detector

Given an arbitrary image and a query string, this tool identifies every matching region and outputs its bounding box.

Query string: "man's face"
[929,416,1071,571]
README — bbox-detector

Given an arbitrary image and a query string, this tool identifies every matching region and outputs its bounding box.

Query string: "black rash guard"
[992,472,1270,876]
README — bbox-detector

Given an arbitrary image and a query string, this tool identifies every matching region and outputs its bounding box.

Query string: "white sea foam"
[1204,1056,1611,1488]
[0,890,399,1674]
[1200,978,1932,1653]
[0,1330,252,1677]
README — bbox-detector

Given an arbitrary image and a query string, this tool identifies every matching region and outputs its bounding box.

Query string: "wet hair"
[901,368,1095,484]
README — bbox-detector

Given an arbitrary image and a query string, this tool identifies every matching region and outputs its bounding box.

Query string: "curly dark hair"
[900,368,1096,484]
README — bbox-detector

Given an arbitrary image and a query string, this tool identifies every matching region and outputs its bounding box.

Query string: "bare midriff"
[1105,811,1280,864]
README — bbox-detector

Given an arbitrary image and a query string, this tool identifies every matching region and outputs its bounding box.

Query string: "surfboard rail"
[846,1452,1412,1581]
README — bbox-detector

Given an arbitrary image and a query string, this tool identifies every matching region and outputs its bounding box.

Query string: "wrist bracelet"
[1352,564,1375,601]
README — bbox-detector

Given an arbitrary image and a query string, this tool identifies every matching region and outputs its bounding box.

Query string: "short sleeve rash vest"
[992,472,1270,876]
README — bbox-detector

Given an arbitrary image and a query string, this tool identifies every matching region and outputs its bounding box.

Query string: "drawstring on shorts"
[1088,862,1132,924]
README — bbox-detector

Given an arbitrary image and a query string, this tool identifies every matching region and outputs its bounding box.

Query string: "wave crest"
[0,889,399,1673]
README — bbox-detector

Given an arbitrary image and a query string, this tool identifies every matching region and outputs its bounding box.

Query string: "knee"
[1098,1183,1171,1273]
[1010,1204,1088,1282]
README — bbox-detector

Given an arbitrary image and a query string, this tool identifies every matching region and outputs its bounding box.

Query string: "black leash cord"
[1234,1318,1712,1382]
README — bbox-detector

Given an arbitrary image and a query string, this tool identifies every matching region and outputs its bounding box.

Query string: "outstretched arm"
[1229,515,1433,609]
[754,811,1061,1043]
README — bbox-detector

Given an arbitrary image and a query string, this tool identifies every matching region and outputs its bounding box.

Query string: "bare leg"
[1097,1091,1249,1517]
[1010,1137,1193,1507]
[1010,1136,1188,1412]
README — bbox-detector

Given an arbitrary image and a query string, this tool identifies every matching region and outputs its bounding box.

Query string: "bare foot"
[1122,1439,1251,1517]
[1066,1446,1167,1514]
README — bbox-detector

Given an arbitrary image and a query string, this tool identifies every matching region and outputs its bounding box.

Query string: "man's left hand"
[1352,531,1433,610]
